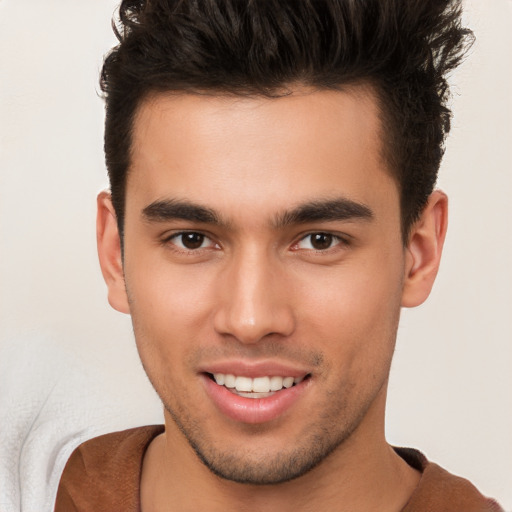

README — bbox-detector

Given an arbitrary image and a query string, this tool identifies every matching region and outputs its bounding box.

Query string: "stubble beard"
[160,380,382,486]
[130,298,400,486]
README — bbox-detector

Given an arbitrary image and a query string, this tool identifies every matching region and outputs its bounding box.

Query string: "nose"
[213,247,295,344]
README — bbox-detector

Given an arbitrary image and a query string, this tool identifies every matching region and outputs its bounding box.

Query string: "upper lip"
[198,360,311,378]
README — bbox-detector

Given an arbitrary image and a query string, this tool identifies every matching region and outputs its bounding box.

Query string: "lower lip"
[202,374,310,424]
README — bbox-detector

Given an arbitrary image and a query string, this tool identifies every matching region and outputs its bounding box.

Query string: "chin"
[163,399,360,486]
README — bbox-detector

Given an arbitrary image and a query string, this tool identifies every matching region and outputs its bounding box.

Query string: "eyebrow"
[273,198,373,228]
[142,199,225,225]
[141,197,373,228]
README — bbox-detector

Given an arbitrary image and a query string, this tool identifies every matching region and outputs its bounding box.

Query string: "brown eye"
[169,232,212,250]
[180,233,205,249]
[294,232,342,251]
[310,233,333,250]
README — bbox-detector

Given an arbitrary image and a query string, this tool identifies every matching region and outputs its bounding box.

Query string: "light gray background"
[1,0,511,509]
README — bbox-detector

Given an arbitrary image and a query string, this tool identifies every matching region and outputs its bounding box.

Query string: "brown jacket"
[54,425,503,512]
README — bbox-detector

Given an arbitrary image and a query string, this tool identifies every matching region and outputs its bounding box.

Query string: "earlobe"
[96,191,130,314]
[401,190,448,308]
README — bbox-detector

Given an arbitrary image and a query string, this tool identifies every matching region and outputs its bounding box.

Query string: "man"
[54,0,503,510]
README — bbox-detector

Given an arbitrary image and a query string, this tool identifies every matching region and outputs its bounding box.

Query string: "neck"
[141,389,420,512]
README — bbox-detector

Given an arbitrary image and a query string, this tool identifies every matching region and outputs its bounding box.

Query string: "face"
[104,88,421,484]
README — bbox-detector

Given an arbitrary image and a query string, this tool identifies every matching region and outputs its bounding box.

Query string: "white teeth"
[235,376,252,392]
[211,373,306,394]
[252,376,270,392]
[283,376,294,388]
[269,376,284,391]
[237,391,274,399]
[224,374,236,388]
[213,373,225,386]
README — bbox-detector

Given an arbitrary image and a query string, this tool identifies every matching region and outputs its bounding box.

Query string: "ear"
[96,191,130,314]
[401,190,448,308]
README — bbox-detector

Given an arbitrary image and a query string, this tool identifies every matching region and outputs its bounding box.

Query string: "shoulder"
[54,425,164,512]
[396,448,504,512]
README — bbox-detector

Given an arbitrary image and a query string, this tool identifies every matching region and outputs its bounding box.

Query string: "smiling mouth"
[207,373,310,398]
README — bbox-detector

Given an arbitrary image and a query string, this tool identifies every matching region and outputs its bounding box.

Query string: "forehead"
[127,87,398,223]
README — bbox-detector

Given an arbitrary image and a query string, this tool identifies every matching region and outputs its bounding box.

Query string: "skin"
[97,87,447,511]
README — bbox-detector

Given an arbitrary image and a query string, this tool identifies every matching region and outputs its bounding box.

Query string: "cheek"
[124,260,219,389]
[126,256,216,328]
[295,253,404,369]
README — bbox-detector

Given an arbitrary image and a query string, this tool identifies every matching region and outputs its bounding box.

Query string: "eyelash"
[161,231,218,252]
[292,232,350,253]
[162,230,350,255]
